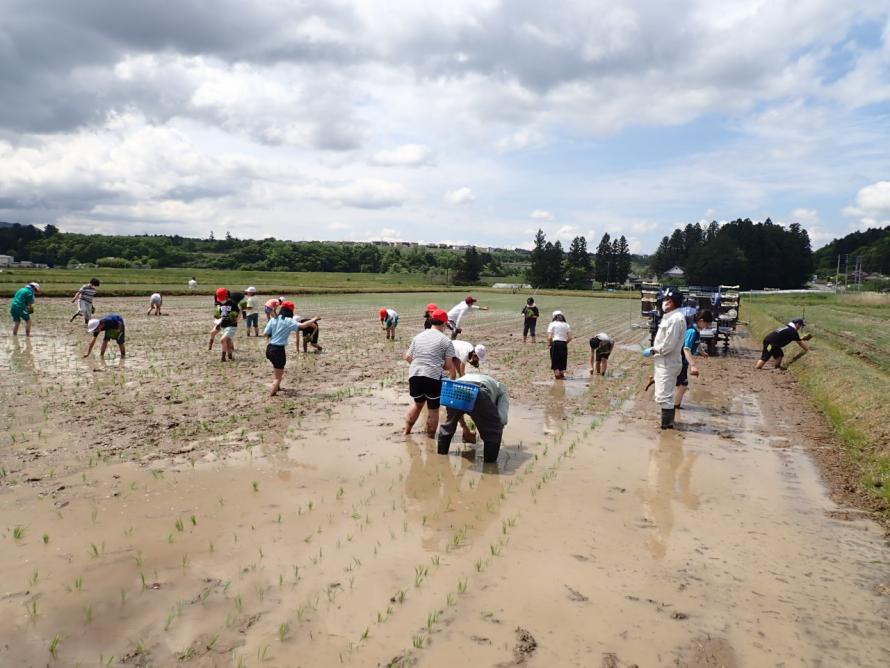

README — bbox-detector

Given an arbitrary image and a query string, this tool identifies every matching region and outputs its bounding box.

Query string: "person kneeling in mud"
[437,373,509,463]
[85,314,126,358]
[263,301,319,396]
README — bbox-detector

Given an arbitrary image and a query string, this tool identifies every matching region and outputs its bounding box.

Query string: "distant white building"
[0,255,13,267]
[662,265,685,280]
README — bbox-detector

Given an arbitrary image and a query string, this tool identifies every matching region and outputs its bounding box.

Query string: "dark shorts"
[676,358,689,386]
[104,327,125,344]
[760,341,783,362]
[523,319,537,337]
[302,325,319,344]
[550,340,568,371]
[409,375,442,408]
[595,350,611,361]
[10,307,30,322]
[266,344,286,370]
[246,313,259,328]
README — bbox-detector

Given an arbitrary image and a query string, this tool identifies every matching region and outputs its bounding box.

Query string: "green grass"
[0,267,639,298]
[747,294,890,516]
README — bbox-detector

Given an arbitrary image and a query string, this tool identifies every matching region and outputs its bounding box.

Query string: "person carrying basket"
[437,373,509,463]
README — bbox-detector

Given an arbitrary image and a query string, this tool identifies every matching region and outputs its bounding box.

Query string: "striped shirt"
[406,329,455,380]
[78,284,98,303]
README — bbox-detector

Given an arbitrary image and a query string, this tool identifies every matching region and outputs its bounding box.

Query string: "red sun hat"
[215,287,229,301]
[425,302,438,312]
[465,295,477,303]
[280,301,296,311]
[379,308,388,318]
[431,309,449,323]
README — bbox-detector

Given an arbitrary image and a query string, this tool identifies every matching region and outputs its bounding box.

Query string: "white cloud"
[328,222,352,231]
[530,209,554,221]
[292,179,409,209]
[790,207,820,225]
[495,128,545,153]
[370,144,435,167]
[444,187,476,205]
[843,181,890,228]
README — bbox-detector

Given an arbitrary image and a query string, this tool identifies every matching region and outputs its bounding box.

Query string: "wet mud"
[1,296,888,666]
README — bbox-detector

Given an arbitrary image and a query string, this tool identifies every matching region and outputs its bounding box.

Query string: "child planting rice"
[70,278,100,324]
[446,296,488,340]
[85,314,126,358]
[263,301,319,396]
[243,287,260,336]
[147,292,163,316]
[589,332,614,376]
[404,309,455,436]
[755,318,811,371]
[379,307,399,340]
[675,310,713,409]
[547,310,572,379]
[450,340,486,378]
[10,282,40,337]
[437,372,509,463]
[422,302,438,329]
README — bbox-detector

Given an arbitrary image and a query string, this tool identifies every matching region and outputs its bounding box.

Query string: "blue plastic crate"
[440,379,479,411]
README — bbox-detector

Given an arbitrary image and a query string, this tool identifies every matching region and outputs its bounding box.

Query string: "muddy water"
[1,382,887,667]
[1,297,888,667]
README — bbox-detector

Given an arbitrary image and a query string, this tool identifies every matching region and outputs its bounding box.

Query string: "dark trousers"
[437,387,503,462]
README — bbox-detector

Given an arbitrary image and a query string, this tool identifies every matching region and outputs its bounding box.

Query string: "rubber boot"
[437,433,453,456]
[660,408,675,430]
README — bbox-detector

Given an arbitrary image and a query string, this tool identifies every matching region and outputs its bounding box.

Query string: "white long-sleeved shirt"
[447,301,479,328]
[653,308,686,367]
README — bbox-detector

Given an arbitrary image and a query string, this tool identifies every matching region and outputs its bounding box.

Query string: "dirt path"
[1,296,888,666]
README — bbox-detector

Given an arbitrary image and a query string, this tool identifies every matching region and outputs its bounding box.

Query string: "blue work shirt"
[684,326,702,355]
[263,316,300,346]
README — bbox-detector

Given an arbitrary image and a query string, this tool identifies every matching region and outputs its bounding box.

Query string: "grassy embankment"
[746,292,890,516]
[0,267,638,299]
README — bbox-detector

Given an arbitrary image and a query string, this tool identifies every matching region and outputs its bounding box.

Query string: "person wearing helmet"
[547,310,572,379]
[446,296,489,340]
[755,318,810,370]
[520,297,539,343]
[242,287,260,337]
[263,301,320,396]
[70,277,101,324]
[589,332,614,376]
[423,302,438,330]
[404,308,456,436]
[147,292,163,316]
[643,286,686,429]
[84,314,126,358]
[10,282,40,336]
[380,307,399,340]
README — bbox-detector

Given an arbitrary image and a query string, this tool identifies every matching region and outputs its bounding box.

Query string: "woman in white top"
[547,310,572,379]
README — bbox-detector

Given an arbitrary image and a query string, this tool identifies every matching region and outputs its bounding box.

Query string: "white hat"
[28,282,40,291]
[87,318,100,332]
[473,344,486,361]
[552,310,563,317]
[596,332,610,340]
[246,286,257,293]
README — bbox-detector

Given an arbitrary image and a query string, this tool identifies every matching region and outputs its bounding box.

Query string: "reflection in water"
[403,438,504,551]
[640,431,700,559]
[544,382,567,433]
[10,337,35,374]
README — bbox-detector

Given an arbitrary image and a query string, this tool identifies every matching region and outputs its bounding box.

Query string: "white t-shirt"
[451,339,475,363]
[150,293,162,303]
[547,321,571,342]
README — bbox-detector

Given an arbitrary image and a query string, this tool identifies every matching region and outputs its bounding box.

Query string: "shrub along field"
[746,292,890,515]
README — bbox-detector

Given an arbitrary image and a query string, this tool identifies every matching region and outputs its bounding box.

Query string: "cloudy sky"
[1,1,889,252]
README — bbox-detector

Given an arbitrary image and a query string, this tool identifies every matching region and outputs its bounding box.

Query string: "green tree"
[594,233,613,287]
[526,229,548,288]
[454,246,484,284]
[564,236,591,288]
[615,235,631,283]
[542,240,565,288]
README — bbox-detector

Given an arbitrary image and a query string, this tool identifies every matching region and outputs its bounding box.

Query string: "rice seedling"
[83,604,93,624]
[360,627,370,641]
[48,633,63,658]
[207,634,219,650]
[13,525,25,540]
[42,533,50,544]
[258,645,271,662]
[25,597,39,621]
[27,568,39,587]
[412,634,425,649]
[190,514,198,526]
[175,518,184,532]
[278,621,291,642]
[252,480,259,492]
[414,565,428,587]
[120,587,128,605]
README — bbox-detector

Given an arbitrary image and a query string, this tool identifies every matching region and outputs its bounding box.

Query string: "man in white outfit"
[644,287,686,429]
[446,296,489,340]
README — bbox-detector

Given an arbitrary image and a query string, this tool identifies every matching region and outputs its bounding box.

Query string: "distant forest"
[649,218,813,289]
[0,223,528,280]
[813,226,890,276]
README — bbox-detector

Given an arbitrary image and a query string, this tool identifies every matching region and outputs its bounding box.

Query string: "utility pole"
[835,254,840,294]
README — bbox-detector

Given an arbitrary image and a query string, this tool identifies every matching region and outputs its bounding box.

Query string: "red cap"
[430,309,449,323]
[466,295,477,303]
[379,308,388,318]
[215,287,229,301]
[425,302,438,312]
[280,301,295,311]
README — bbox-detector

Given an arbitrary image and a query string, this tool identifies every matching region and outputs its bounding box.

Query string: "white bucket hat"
[28,282,41,292]
[552,310,563,317]
[246,286,257,293]
[87,318,100,333]
[473,344,486,361]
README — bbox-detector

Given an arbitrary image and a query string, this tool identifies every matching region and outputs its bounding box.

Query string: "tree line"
[812,225,890,276]
[0,223,526,281]
[526,229,633,289]
[650,218,813,289]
